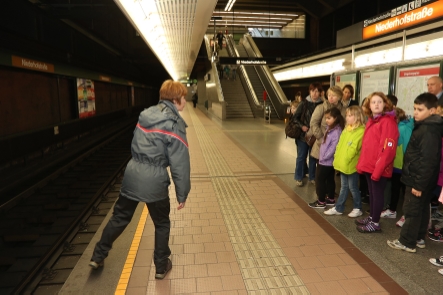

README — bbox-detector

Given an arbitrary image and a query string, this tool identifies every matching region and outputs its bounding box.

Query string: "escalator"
[232,34,290,120]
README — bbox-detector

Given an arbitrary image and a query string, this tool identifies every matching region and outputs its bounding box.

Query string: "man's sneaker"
[357,221,381,233]
[416,239,426,249]
[89,260,104,269]
[324,207,342,215]
[431,210,443,221]
[396,216,405,227]
[155,258,172,279]
[429,232,443,242]
[325,197,335,206]
[438,269,443,276]
[380,209,397,219]
[348,209,363,218]
[308,200,326,209]
[295,180,303,187]
[429,256,443,266]
[309,180,316,185]
[387,239,416,253]
[355,216,372,226]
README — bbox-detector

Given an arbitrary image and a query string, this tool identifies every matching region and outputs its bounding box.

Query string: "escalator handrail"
[225,35,261,108]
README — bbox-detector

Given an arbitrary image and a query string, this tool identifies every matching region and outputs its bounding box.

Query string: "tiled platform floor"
[124,104,407,295]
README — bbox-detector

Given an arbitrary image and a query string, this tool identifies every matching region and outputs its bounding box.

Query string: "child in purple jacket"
[309,108,345,208]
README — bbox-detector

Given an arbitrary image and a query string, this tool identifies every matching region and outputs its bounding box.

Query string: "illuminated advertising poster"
[363,0,443,40]
[395,64,440,115]
[360,69,390,102]
[334,73,357,100]
[334,73,357,89]
[77,78,96,118]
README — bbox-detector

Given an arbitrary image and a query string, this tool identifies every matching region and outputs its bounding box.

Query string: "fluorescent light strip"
[224,0,236,11]
[214,11,298,17]
[210,20,287,24]
[214,16,292,21]
[209,23,282,28]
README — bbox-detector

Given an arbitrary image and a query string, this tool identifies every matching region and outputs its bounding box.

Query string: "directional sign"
[218,57,283,66]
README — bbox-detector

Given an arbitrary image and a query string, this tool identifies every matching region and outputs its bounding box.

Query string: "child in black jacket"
[387,93,443,253]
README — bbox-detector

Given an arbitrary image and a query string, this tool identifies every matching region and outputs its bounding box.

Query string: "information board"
[360,69,390,103]
[395,64,440,116]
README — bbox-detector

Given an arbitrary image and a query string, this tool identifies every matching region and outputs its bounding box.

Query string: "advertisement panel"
[334,73,357,101]
[363,0,443,40]
[395,64,440,115]
[360,69,391,102]
[77,78,96,118]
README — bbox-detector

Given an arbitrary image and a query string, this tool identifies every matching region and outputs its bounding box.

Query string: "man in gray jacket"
[89,80,190,280]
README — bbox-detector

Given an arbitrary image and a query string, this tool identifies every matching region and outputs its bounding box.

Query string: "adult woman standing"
[342,84,358,108]
[309,86,347,176]
[293,82,324,186]
[307,86,346,208]
[89,80,190,280]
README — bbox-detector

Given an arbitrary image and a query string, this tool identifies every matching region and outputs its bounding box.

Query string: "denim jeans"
[335,172,361,213]
[295,138,316,181]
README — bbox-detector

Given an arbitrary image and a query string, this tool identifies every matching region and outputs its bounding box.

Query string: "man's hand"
[177,202,186,210]
[302,126,309,132]
[412,188,422,197]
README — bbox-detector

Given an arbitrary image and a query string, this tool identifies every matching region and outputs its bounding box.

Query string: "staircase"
[220,78,254,118]
[218,47,254,118]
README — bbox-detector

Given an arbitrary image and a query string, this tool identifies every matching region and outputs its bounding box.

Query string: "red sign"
[399,67,440,77]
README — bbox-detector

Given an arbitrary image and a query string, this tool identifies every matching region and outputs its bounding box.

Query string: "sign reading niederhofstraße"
[218,57,283,66]
[362,0,443,40]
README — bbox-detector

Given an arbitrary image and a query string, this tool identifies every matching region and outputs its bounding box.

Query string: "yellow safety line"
[115,206,149,295]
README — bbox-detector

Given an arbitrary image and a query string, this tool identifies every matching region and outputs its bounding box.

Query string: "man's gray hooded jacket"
[121,100,190,204]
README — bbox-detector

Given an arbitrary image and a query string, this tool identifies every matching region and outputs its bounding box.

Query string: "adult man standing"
[427,76,443,104]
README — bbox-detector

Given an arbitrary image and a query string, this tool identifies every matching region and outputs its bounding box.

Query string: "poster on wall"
[360,69,391,103]
[77,78,96,118]
[395,64,440,116]
[334,73,357,101]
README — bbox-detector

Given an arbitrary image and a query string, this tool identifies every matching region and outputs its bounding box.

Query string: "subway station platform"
[60,103,443,294]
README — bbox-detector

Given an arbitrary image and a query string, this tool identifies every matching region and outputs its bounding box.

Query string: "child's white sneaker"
[348,209,363,218]
[380,209,396,218]
[324,207,342,215]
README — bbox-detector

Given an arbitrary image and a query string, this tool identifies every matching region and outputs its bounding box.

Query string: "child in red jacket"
[355,92,399,233]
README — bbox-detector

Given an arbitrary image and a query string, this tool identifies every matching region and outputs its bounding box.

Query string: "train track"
[0,128,133,294]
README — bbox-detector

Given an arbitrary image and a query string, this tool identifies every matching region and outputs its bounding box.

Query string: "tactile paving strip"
[189,108,309,294]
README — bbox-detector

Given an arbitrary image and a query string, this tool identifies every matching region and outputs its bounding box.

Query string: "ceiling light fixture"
[115,0,217,81]
[225,0,236,12]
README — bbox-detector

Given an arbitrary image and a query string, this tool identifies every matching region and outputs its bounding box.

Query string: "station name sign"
[362,0,443,40]
[218,57,282,66]
[11,55,55,73]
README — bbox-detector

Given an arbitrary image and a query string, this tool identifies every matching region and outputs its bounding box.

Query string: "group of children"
[293,87,443,275]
